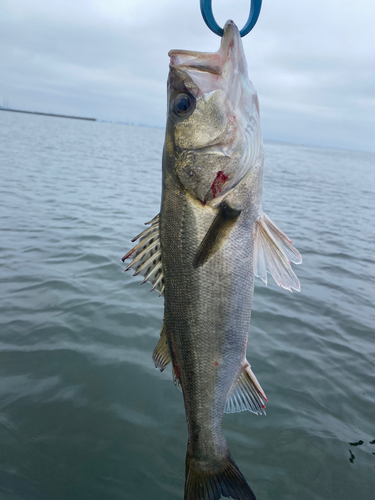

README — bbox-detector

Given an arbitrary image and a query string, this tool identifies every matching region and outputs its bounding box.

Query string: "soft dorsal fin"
[152,323,183,393]
[152,321,171,372]
[122,214,165,296]
[253,212,302,292]
[225,363,267,416]
[194,201,241,268]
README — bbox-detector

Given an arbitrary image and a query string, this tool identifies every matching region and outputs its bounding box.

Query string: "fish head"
[166,20,262,205]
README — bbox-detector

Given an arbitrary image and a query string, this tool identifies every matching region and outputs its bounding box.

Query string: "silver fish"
[123,20,302,500]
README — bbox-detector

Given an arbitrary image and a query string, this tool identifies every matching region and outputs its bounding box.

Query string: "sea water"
[0,111,374,499]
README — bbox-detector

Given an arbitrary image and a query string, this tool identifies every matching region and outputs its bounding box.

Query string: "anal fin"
[225,362,267,416]
[194,201,241,268]
[152,321,171,372]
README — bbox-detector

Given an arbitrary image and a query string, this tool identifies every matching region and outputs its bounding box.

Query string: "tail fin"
[184,452,257,500]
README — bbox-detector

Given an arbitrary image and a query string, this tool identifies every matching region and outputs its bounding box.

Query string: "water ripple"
[0,112,374,499]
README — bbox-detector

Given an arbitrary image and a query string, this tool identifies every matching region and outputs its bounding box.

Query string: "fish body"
[124,20,301,500]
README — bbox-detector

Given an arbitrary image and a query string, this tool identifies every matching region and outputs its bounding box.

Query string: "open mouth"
[168,20,239,75]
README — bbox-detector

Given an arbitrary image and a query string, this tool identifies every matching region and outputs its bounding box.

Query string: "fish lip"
[221,19,239,43]
[168,20,241,75]
[168,49,206,58]
[219,20,243,65]
[168,50,223,75]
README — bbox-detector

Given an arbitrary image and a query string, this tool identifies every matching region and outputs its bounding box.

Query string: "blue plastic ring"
[200,0,262,37]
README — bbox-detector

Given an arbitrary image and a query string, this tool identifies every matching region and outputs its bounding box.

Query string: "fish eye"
[172,93,195,117]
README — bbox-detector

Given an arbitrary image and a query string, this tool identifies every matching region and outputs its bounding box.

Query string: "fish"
[123,20,302,500]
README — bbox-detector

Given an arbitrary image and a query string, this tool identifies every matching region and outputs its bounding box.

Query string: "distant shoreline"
[0,107,96,121]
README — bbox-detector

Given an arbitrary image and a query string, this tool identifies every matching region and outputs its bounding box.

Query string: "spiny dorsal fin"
[225,362,267,416]
[122,214,165,296]
[152,321,171,372]
[194,201,241,268]
[253,212,302,292]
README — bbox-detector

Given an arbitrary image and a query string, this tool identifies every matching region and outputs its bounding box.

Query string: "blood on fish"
[211,171,228,198]
[121,249,134,261]
[167,327,181,380]
[259,391,268,402]
[213,361,219,367]
[173,361,181,379]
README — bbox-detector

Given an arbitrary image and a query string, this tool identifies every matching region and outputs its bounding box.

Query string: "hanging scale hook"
[200,0,262,37]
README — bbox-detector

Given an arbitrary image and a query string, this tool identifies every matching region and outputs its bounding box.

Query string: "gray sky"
[1,0,374,152]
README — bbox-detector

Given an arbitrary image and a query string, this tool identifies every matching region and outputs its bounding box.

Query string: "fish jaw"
[166,21,262,207]
[168,20,249,99]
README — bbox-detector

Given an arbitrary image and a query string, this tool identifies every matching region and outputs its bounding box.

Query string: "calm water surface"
[0,111,374,500]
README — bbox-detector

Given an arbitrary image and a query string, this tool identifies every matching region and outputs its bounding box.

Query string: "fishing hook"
[200,0,262,37]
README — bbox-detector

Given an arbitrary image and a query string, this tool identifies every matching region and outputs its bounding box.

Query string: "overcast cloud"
[1,0,374,151]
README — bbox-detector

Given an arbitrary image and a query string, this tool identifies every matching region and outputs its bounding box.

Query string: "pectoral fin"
[225,362,267,416]
[194,201,241,268]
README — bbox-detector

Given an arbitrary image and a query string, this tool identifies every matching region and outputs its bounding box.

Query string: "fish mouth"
[168,20,243,76]
[166,20,260,202]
